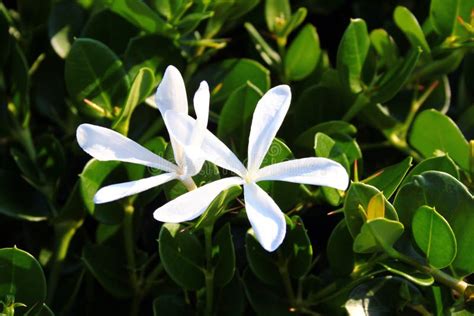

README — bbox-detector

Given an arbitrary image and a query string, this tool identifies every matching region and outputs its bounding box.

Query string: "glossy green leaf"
[284,24,321,81]
[217,81,262,157]
[280,7,307,38]
[65,38,129,117]
[81,9,139,55]
[112,67,155,136]
[370,29,398,68]
[371,47,421,104]
[193,59,270,104]
[265,0,291,33]
[412,205,457,269]
[409,109,470,170]
[430,0,473,37]
[0,170,49,221]
[393,6,430,54]
[259,139,299,210]
[213,224,236,287]
[194,186,242,230]
[337,18,370,93]
[123,35,184,85]
[394,171,474,275]
[79,159,122,224]
[286,216,313,278]
[295,121,357,149]
[366,192,385,220]
[0,247,47,313]
[401,155,459,187]
[380,261,434,286]
[343,183,398,238]
[82,244,133,298]
[48,1,84,58]
[105,0,175,36]
[353,218,404,254]
[327,219,355,276]
[158,223,205,290]
[214,273,246,316]
[364,156,413,199]
[242,268,291,315]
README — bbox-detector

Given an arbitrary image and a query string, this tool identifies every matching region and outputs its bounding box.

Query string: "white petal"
[163,111,247,177]
[154,65,188,115]
[256,157,349,190]
[153,177,243,222]
[76,124,177,172]
[94,173,177,204]
[193,81,209,130]
[244,183,286,252]
[247,85,291,173]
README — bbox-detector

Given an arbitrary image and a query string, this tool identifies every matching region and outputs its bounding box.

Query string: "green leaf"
[337,18,370,93]
[295,121,357,149]
[48,1,84,58]
[284,24,320,81]
[393,6,430,54]
[193,59,270,104]
[79,159,122,224]
[123,35,184,86]
[430,0,473,37]
[394,171,474,275]
[411,205,457,269]
[105,0,175,37]
[0,247,47,313]
[364,156,413,199]
[265,0,291,33]
[82,244,134,298]
[0,10,10,68]
[327,220,355,276]
[217,81,262,158]
[65,38,129,118]
[214,273,246,316]
[353,218,404,254]
[81,9,139,55]
[343,183,398,238]
[36,134,66,185]
[379,261,434,286]
[371,47,421,104]
[242,269,291,316]
[400,155,459,187]
[370,29,398,68]
[409,109,470,170]
[194,186,242,230]
[366,192,385,220]
[286,216,313,278]
[280,7,307,38]
[112,67,155,135]
[0,170,49,221]
[213,224,236,287]
[158,223,205,290]
[259,139,299,210]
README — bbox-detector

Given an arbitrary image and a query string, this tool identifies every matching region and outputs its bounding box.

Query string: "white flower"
[76,66,209,203]
[153,85,349,252]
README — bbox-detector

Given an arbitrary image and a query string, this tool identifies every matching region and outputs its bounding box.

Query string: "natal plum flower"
[76,66,208,203]
[154,85,349,251]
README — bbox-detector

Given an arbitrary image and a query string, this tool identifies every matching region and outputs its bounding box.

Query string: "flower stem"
[123,204,138,288]
[277,252,296,306]
[203,226,214,316]
[47,222,81,304]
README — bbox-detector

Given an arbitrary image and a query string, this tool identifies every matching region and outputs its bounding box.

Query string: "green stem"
[204,226,214,316]
[390,250,468,295]
[142,263,164,295]
[278,252,296,306]
[123,203,138,288]
[47,223,80,304]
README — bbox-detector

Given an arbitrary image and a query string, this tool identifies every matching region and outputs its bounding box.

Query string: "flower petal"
[76,124,177,172]
[247,85,292,173]
[153,177,243,222]
[94,173,177,204]
[193,81,209,130]
[256,157,349,190]
[244,183,286,252]
[163,111,247,177]
[154,65,188,115]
